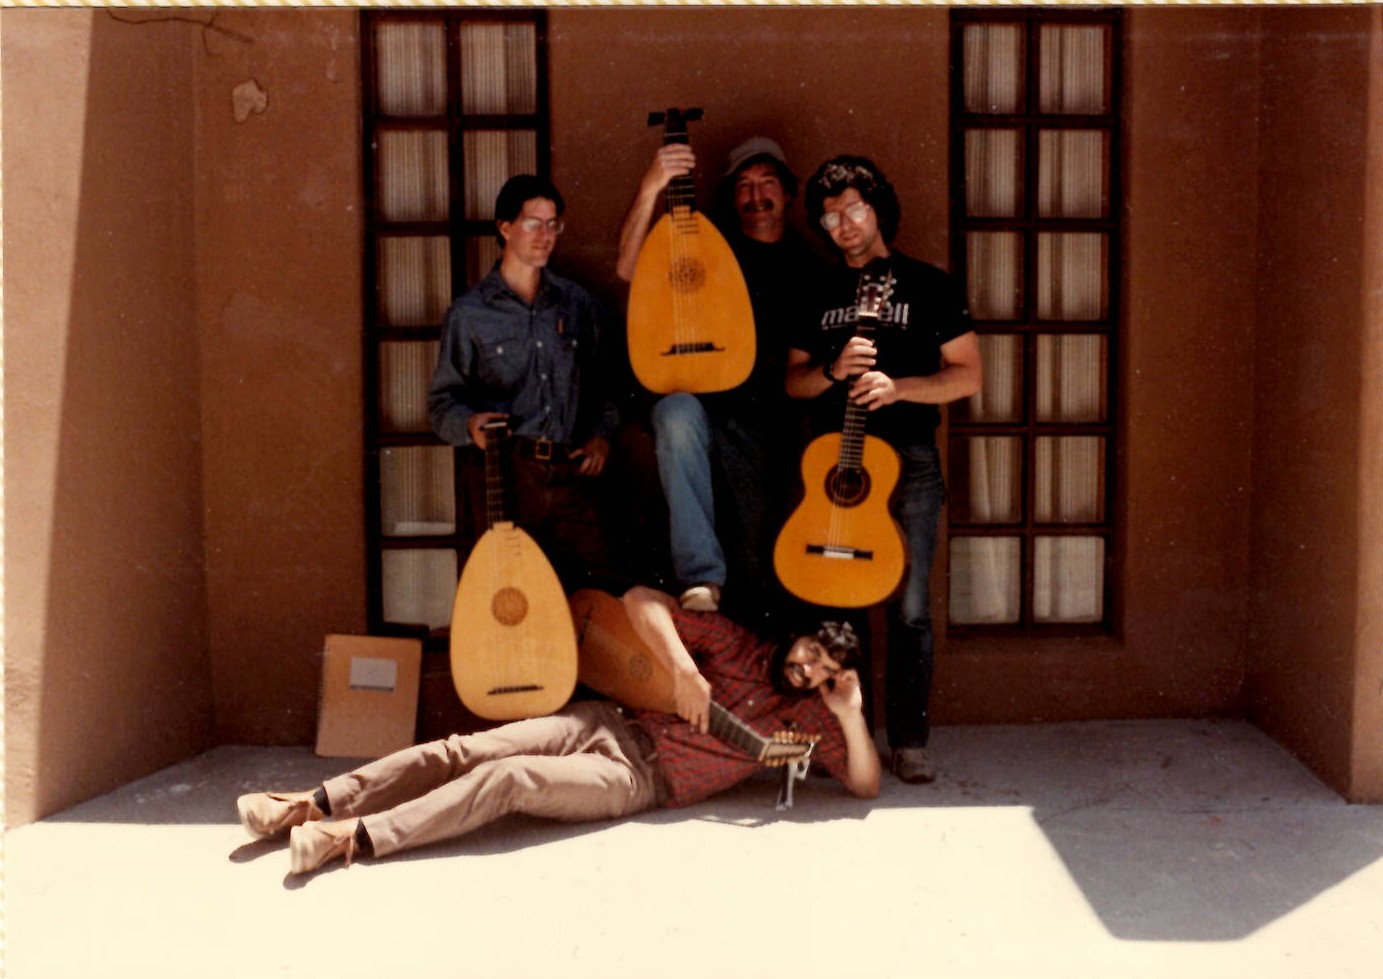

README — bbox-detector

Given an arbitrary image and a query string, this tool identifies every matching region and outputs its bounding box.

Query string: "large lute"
[568,589,816,768]
[449,422,577,720]
[626,107,756,395]
[773,266,908,608]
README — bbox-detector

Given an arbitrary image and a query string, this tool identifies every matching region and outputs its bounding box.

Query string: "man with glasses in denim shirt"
[430,174,620,590]
[785,156,983,784]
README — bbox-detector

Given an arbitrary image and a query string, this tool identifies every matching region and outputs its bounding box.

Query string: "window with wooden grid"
[362,11,549,638]
[947,11,1121,631]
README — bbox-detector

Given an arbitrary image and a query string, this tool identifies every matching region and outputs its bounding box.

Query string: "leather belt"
[512,437,575,463]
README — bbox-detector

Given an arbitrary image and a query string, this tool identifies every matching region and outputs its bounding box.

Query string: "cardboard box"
[315,634,422,758]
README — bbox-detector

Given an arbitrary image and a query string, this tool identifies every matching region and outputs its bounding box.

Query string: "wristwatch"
[822,361,840,383]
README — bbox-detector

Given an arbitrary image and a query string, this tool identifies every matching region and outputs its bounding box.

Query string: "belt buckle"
[533,438,554,462]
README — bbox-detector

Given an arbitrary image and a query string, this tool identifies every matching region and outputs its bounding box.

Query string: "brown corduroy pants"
[321,700,662,858]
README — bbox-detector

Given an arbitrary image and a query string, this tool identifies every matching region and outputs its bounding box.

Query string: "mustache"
[740,199,777,213]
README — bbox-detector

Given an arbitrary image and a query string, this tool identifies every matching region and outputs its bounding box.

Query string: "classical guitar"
[567,589,817,768]
[773,267,908,608]
[449,421,577,720]
[626,107,756,395]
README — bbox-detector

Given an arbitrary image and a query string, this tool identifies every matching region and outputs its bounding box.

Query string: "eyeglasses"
[819,201,871,232]
[799,640,843,680]
[517,217,565,235]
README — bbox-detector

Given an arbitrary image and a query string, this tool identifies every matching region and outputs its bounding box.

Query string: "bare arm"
[817,670,881,799]
[789,331,983,410]
[621,585,712,732]
[875,330,983,407]
[615,144,696,282]
[785,340,876,400]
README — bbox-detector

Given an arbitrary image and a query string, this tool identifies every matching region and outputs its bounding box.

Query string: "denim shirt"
[429,265,619,449]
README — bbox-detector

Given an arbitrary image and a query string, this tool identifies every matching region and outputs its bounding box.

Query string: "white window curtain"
[950,537,1021,625]
[1034,436,1104,523]
[965,334,1022,423]
[382,549,458,631]
[379,131,449,223]
[963,24,1023,114]
[378,340,440,433]
[462,131,538,221]
[1037,232,1107,322]
[1038,130,1107,219]
[966,231,1023,321]
[1036,334,1106,423]
[378,236,452,328]
[1039,25,1108,115]
[376,22,447,116]
[1034,537,1104,623]
[460,22,537,115]
[965,129,1021,218]
[380,447,457,537]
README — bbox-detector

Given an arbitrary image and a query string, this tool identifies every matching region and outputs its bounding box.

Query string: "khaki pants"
[322,701,662,858]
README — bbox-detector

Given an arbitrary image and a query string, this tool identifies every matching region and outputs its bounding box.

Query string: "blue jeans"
[885,444,946,749]
[651,393,779,596]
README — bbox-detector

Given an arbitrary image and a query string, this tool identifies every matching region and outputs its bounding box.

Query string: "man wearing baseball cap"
[617,135,821,624]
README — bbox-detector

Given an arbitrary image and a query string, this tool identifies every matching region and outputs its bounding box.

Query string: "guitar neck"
[838,318,879,471]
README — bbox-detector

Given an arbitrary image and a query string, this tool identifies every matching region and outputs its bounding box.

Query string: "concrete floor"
[6,718,1383,979]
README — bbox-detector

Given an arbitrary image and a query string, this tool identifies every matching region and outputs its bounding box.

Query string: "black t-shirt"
[698,230,821,437]
[792,251,972,453]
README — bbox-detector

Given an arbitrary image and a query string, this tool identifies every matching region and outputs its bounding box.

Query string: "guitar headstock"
[760,730,819,767]
[855,266,895,321]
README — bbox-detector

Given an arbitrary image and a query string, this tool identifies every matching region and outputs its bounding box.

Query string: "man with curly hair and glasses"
[785,156,983,785]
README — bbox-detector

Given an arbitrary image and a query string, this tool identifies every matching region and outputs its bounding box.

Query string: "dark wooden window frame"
[947,9,1123,637]
[360,9,550,644]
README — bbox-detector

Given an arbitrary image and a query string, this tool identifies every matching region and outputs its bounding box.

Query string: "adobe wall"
[1356,11,1383,802]
[1249,7,1381,799]
[2,9,212,825]
[193,10,368,745]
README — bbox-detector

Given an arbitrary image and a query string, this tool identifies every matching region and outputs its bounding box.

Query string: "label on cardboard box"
[349,656,399,693]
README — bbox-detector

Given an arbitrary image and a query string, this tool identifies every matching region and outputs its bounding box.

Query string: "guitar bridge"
[806,544,875,561]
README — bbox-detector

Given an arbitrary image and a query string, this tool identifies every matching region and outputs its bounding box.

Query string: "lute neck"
[707,702,768,760]
[483,423,513,528]
[657,108,701,218]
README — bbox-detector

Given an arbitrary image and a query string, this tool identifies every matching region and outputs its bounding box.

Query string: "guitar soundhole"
[667,258,706,293]
[826,466,870,508]
[491,587,529,626]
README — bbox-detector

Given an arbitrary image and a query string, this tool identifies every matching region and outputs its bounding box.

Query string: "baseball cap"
[723,136,789,178]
